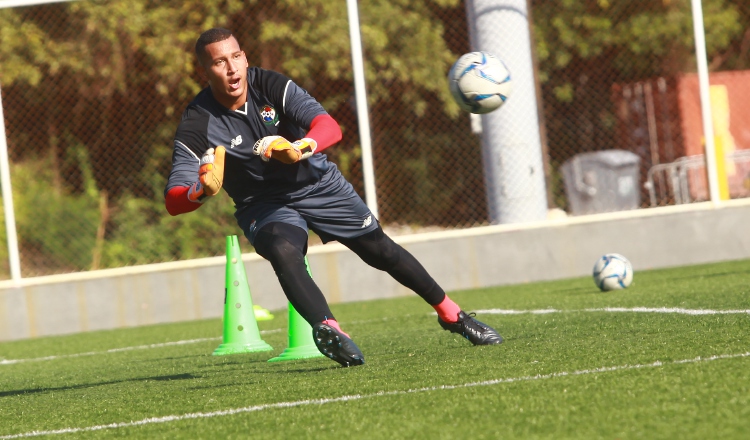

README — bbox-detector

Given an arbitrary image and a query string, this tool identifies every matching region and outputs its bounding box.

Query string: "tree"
[529,0,747,202]
[0,0,470,274]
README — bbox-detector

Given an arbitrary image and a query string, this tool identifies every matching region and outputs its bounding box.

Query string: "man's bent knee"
[342,227,402,271]
[253,222,308,264]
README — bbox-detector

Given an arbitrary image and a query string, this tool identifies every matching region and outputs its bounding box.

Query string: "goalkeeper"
[164,28,503,367]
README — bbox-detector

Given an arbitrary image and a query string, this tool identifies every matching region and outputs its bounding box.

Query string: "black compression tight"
[337,227,446,306]
[252,222,446,326]
[253,222,334,326]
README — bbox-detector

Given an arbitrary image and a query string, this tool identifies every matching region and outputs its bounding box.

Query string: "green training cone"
[268,302,324,362]
[268,257,324,362]
[213,235,273,356]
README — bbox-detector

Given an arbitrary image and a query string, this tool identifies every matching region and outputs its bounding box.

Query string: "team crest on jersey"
[259,105,279,126]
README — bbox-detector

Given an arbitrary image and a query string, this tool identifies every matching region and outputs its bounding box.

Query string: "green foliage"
[1,0,462,116]
[260,0,462,117]
[0,9,62,85]
[12,145,101,272]
[532,0,749,187]
[400,125,476,222]
[374,107,486,226]
[8,141,245,274]
[533,0,747,86]
[0,0,748,276]
[103,191,240,266]
[43,0,248,99]
[0,0,470,276]
[102,144,244,267]
[331,145,362,182]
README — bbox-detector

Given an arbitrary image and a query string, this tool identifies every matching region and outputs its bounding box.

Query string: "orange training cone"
[213,235,273,356]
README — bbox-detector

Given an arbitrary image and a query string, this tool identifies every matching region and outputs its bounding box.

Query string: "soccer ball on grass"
[448,51,513,114]
[592,253,633,291]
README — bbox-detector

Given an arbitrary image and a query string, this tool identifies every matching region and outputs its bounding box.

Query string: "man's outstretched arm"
[252,114,342,164]
[165,144,225,216]
[306,113,342,153]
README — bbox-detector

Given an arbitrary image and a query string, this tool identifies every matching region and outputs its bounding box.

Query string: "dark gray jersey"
[165,67,334,206]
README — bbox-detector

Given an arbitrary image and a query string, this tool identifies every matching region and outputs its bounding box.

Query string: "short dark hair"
[195,28,235,65]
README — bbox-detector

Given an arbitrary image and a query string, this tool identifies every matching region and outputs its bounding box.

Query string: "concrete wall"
[1,199,748,341]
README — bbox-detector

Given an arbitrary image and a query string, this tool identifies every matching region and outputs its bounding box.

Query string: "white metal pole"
[465,0,548,223]
[0,0,72,7]
[345,0,379,219]
[691,0,720,204]
[0,85,22,281]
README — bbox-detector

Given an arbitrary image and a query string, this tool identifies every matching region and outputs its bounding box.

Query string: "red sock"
[433,296,462,323]
[322,318,350,338]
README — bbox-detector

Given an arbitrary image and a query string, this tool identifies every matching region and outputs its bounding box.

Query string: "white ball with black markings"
[448,51,513,114]
[592,253,634,291]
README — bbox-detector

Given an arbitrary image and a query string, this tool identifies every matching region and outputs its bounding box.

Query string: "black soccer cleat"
[312,323,365,367]
[438,311,504,345]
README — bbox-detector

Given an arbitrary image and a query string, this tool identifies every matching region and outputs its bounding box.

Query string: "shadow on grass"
[0,373,199,398]
[187,358,339,378]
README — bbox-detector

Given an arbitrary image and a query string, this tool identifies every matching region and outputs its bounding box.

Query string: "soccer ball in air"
[592,253,633,291]
[448,51,513,114]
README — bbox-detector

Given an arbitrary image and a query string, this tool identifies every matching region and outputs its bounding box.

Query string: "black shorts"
[240,168,377,245]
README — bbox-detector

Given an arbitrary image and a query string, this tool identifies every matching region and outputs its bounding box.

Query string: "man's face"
[201,37,249,110]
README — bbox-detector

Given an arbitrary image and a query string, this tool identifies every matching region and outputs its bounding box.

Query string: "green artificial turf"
[0,259,748,439]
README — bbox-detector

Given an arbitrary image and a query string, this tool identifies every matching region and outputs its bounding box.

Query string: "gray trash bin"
[561,150,641,215]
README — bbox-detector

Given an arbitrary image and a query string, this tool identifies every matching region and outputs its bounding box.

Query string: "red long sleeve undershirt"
[165,113,342,216]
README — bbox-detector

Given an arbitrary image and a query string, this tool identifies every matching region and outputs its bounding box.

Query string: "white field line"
[475,307,750,316]
[0,329,282,366]
[1,351,748,439]
[3,308,746,366]
[0,317,406,366]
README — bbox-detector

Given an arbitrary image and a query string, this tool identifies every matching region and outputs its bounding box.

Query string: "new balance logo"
[230,135,242,149]
[361,215,372,228]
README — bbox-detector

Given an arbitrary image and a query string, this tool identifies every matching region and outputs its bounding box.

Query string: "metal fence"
[0,0,748,279]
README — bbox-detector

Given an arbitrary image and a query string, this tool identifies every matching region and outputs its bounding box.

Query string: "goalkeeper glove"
[187,181,206,203]
[198,146,225,196]
[252,136,317,164]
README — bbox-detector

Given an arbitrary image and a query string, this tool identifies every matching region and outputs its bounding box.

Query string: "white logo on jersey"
[230,135,242,149]
[361,215,372,229]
